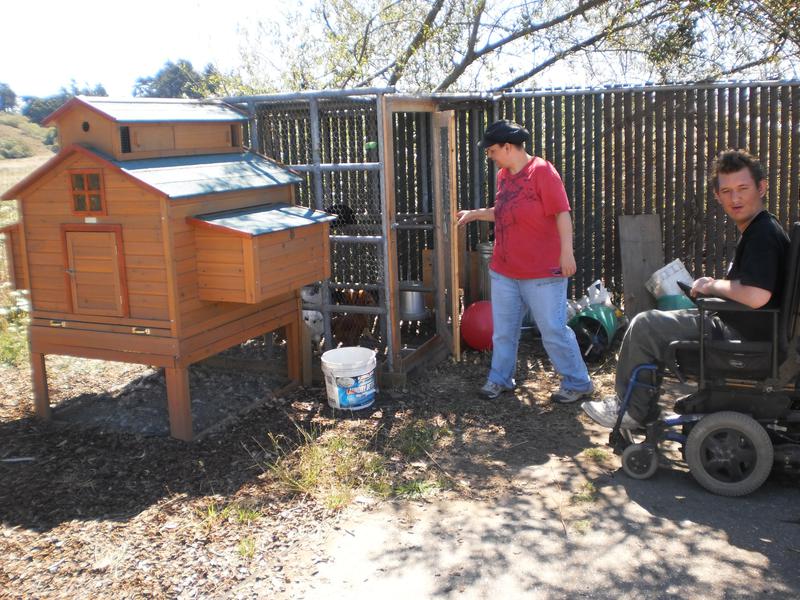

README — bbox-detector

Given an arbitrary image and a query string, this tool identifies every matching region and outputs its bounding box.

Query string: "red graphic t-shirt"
[489,156,571,279]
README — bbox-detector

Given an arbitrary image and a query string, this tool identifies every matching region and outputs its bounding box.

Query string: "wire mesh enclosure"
[254,94,389,356]
[234,90,457,374]
[227,81,800,375]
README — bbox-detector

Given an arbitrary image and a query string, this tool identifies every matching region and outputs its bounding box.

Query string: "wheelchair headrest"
[780,222,800,343]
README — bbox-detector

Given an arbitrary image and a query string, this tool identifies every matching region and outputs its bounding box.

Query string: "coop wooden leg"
[299,316,312,387]
[165,366,192,441]
[285,319,302,383]
[30,352,51,419]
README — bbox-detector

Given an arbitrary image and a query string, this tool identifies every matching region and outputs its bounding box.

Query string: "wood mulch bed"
[0,336,620,598]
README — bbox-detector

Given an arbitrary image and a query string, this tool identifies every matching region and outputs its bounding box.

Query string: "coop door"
[63,227,128,317]
[431,110,461,360]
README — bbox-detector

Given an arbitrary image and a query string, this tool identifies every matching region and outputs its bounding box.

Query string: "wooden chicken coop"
[0,96,334,440]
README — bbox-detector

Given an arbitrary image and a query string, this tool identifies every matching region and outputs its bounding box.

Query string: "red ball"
[461,301,493,351]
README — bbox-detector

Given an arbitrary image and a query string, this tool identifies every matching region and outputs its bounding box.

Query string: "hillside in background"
[0,113,56,159]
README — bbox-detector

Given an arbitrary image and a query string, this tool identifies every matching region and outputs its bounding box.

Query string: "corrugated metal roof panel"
[77,96,249,122]
[192,203,336,236]
[114,153,302,198]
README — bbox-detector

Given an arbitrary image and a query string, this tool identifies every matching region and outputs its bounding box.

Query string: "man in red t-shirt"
[457,120,593,402]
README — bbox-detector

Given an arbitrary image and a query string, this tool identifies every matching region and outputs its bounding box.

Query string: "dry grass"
[0,113,55,160]
[0,156,45,364]
[0,154,50,203]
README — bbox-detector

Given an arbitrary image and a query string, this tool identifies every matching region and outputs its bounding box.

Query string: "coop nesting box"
[0,96,334,440]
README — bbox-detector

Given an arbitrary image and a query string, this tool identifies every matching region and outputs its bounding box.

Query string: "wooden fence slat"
[727,86,738,149]
[780,86,791,224]
[554,96,563,174]
[759,85,770,192]
[694,88,706,276]
[534,96,543,158]
[644,91,655,214]
[574,95,584,294]
[523,96,533,153]
[769,86,780,216]
[684,88,696,266]
[545,96,554,162]
[583,95,594,295]
[613,92,624,289]
[738,87,749,149]
[564,95,575,221]
[695,90,717,277]
[634,92,644,213]
[749,86,759,154]
[718,87,734,273]
[654,91,666,265]
[593,94,604,285]
[664,90,675,263]
[603,91,615,287]
[623,92,634,214]
[791,87,800,225]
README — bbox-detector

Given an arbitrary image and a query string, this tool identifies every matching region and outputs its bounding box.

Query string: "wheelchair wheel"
[685,411,773,497]
[622,443,659,479]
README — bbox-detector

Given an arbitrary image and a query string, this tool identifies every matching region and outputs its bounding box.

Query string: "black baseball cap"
[480,119,531,147]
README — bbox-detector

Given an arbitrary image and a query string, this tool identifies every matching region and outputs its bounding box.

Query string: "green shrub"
[0,287,30,365]
[0,138,33,159]
[0,113,57,150]
[43,128,58,147]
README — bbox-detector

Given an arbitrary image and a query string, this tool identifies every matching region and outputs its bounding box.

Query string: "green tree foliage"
[21,82,107,125]
[236,0,800,92]
[134,60,257,99]
[0,83,16,112]
[134,60,214,98]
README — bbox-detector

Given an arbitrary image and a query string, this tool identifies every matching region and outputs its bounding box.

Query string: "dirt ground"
[1,334,799,599]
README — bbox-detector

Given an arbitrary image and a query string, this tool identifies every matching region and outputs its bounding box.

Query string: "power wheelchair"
[610,222,800,496]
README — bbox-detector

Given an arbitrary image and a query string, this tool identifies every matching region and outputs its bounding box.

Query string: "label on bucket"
[328,371,375,409]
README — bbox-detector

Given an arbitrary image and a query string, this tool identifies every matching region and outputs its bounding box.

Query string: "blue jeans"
[488,269,591,391]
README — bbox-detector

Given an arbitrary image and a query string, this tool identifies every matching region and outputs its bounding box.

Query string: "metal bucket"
[400,281,428,320]
[477,241,494,301]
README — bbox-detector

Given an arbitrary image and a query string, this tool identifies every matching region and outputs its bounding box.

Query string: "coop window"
[120,126,131,153]
[230,124,239,147]
[69,170,106,215]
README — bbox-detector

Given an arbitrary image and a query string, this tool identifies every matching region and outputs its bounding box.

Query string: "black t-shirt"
[722,210,790,339]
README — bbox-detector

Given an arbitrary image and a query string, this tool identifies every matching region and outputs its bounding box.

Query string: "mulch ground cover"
[0,335,619,599]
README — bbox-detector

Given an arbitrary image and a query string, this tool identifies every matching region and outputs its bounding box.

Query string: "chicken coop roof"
[44,96,249,125]
[2,146,301,201]
[114,152,303,198]
[189,203,337,236]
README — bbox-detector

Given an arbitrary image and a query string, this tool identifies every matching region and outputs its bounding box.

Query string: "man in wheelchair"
[581,149,800,495]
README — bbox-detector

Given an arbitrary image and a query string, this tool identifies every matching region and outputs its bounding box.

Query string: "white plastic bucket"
[645,259,693,299]
[320,346,377,410]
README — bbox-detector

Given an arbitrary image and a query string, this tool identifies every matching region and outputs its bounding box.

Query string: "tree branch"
[489,8,672,91]
[388,0,448,85]
[435,0,634,91]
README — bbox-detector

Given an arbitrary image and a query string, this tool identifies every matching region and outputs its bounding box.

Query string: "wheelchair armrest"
[695,297,780,316]
[664,340,699,383]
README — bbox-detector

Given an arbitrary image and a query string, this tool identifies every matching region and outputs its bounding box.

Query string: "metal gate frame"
[226,89,460,378]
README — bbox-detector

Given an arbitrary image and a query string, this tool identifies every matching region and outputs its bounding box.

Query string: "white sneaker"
[581,396,642,429]
[550,381,595,404]
[479,380,514,400]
